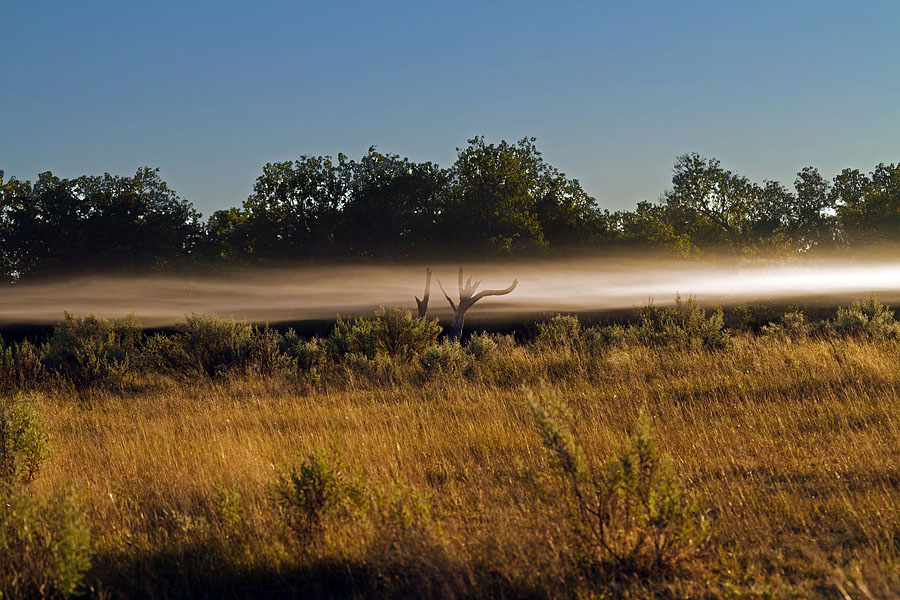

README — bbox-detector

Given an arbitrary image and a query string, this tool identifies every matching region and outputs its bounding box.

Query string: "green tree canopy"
[0,168,200,281]
[446,136,604,255]
[832,163,900,244]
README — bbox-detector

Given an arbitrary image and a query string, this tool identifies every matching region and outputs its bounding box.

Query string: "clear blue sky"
[2,1,898,216]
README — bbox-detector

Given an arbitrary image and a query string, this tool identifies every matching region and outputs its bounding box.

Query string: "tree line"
[2,137,898,281]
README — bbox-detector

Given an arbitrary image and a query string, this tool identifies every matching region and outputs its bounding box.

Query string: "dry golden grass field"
[5,303,900,598]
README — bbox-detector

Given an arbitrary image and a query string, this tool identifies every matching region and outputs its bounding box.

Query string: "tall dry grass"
[15,332,900,598]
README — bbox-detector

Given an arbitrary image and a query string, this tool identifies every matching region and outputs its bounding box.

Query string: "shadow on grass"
[86,546,555,600]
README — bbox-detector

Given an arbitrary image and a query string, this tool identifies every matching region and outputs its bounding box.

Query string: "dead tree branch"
[415,268,432,318]
[438,267,517,339]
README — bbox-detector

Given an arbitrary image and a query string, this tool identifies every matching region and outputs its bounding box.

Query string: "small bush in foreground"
[0,394,49,484]
[420,340,470,376]
[0,394,91,599]
[274,450,367,544]
[0,485,92,599]
[465,331,498,363]
[179,314,256,377]
[527,390,707,576]
[280,330,327,373]
[146,314,292,377]
[583,324,627,352]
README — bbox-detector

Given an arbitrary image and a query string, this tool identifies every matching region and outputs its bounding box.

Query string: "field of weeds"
[4,299,900,598]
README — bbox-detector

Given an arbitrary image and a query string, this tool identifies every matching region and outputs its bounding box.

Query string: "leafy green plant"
[274,450,367,543]
[137,332,196,377]
[535,314,581,349]
[582,324,627,353]
[0,394,49,484]
[179,314,256,376]
[214,482,244,532]
[147,314,291,378]
[761,309,810,338]
[328,307,440,360]
[420,340,471,376]
[465,331,499,363]
[0,485,92,599]
[0,393,91,598]
[630,295,730,350]
[527,389,707,575]
[0,339,44,391]
[833,297,900,339]
[280,330,327,372]
[43,312,143,386]
[248,325,294,374]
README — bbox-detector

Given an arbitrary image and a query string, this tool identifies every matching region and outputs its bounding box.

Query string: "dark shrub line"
[2,297,898,391]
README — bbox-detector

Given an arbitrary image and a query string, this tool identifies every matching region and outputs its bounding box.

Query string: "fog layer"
[3,258,900,326]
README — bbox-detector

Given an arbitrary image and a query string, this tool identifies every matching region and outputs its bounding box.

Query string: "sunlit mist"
[3,256,900,326]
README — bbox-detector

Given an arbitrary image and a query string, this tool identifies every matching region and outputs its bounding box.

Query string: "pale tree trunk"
[438,267,518,340]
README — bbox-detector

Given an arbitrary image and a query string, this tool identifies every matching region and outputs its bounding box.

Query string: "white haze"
[2,258,900,326]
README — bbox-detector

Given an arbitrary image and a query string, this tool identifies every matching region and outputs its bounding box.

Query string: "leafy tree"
[832,163,900,244]
[663,153,758,251]
[337,147,448,258]
[615,201,693,255]
[241,155,350,261]
[0,168,200,280]
[791,166,834,248]
[445,137,605,255]
[202,208,252,261]
[447,137,547,254]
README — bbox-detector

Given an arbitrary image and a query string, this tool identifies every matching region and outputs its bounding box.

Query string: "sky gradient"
[2,1,898,217]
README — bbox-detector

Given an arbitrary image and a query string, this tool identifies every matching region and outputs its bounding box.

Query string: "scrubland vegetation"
[3,298,900,597]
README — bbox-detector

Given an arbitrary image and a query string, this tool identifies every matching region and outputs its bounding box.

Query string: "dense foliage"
[4,139,899,280]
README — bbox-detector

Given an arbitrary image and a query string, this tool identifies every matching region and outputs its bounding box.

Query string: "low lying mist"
[3,256,900,327]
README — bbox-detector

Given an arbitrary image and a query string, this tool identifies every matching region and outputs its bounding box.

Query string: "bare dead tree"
[415,268,432,318]
[438,267,518,340]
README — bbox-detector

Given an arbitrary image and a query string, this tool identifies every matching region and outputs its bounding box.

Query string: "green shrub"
[527,390,707,576]
[833,297,900,339]
[179,314,255,376]
[0,484,92,599]
[0,339,44,391]
[465,332,498,363]
[340,352,397,385]
[0,394,91,598]
[248,326,294,374]
[43,312,143,386]
[0,394,49,484]
[274,450,367,544]
[373,306,441,359]
[630,296,730,350]
[420,340,471,376]
[328,307,440,360]
[487,332,517,353]
[328,316,378,359]
[536,314,582,348]
[152,314,291,378]
[364,481,463,596]
[582,324,627,353]
[761,309,809,338]
[280,330,327,372]
[138,332,196,376]
[213,482,244,532]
